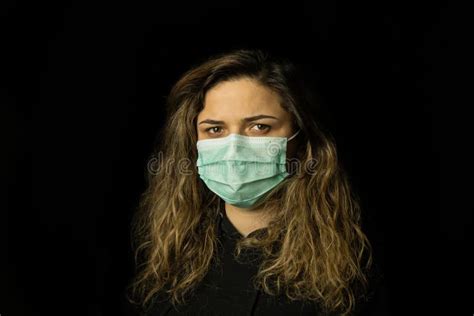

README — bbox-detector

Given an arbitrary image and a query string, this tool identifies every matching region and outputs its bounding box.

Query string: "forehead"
[199,78,288,119]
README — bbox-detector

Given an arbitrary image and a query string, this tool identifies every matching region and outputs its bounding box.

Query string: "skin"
[196,77,299,237]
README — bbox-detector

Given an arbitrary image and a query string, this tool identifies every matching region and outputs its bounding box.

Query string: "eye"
[251,124,271,132]
[205,126,223,134]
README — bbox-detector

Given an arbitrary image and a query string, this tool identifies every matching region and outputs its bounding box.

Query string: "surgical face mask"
[196,129,301,208]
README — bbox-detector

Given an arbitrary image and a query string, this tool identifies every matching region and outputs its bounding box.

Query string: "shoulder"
[120,290,174,316]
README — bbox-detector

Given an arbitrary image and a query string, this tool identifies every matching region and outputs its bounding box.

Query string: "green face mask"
[196,129,301,208]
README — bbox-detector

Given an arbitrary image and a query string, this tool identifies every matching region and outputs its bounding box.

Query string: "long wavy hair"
[126,49,373,316]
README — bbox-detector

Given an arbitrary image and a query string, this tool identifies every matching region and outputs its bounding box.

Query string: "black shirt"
[142,210,390,316]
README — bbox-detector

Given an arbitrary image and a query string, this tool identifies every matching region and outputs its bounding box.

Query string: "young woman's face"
[196,77,298,157]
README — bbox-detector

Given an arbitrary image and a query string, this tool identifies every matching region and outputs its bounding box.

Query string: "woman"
[126,49,388,315]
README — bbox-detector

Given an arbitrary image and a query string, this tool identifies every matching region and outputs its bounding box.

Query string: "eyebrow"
[198,114,278,125]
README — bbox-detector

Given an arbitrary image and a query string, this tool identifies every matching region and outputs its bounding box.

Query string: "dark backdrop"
[2,1,467,315]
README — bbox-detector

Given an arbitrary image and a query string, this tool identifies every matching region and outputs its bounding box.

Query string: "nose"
[227,125,246,137]
[222,138,240,160]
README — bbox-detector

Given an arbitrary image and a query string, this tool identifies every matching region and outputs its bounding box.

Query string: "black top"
[140,211,390,316]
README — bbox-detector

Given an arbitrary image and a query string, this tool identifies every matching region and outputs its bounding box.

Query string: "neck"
[224,202,271,237]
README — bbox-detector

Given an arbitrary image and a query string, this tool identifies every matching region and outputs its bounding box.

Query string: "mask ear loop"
[287,129,301,142]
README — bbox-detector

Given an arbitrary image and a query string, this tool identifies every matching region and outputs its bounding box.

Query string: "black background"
[1,1,468,315]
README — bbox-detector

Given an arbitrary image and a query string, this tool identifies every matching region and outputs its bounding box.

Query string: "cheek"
[196,131,204,141]
[197,129,211,142]
[196,125,204,139]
